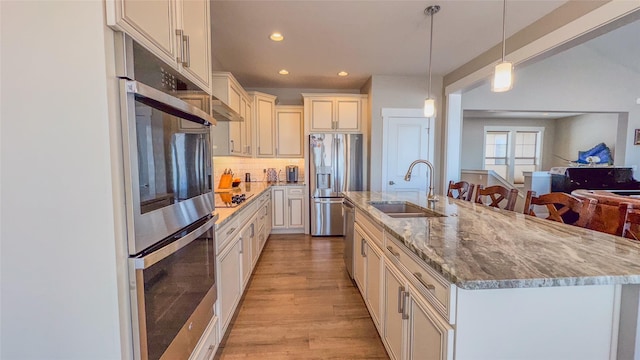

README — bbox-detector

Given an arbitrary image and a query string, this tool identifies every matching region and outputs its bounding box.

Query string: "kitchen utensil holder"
[219,174,233,189]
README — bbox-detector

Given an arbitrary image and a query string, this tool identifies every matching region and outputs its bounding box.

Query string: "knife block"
[219,174,233,189]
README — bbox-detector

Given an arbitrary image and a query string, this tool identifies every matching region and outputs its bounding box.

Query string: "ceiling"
[464,110,585,120]
[211,0,567,89]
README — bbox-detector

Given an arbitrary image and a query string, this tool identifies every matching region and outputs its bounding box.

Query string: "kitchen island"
[343,190,640,360]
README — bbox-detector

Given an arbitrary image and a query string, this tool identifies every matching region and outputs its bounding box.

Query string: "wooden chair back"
[475,185,518,211]
[447,180,474,201]
[523,190,596,228]
[618,203,640,240]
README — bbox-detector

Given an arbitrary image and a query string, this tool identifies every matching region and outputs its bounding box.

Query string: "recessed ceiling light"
[270,32,284,41]
[279,69,289,75]
[338,71,348,77]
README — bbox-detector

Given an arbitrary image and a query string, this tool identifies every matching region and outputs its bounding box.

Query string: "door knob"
[389,181,395,185]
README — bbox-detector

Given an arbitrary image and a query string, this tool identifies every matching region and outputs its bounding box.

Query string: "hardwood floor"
[215,234,389,360]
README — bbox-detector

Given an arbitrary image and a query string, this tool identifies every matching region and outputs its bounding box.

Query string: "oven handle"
[124,80,217,126]
[134,214,218,270]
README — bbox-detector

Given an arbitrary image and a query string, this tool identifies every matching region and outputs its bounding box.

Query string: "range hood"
[211,96,243,122]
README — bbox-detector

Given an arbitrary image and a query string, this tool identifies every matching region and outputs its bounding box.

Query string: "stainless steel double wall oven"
[118,36,218,360]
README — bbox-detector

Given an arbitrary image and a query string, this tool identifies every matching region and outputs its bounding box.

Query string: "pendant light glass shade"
[492,0,513,93]
[424,98,436,117]
[424,5,440,118]
[492,61,513,92]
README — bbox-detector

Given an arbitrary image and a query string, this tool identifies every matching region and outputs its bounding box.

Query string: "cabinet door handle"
[361,238,366,257]
[175,29,184,63]
[226,227,237,236]
[402,291,410,319]
[230,139,234,152]
[413,272,436,291]
[183,35,190,67]
[398,286,405,315]
[386,245,399,258]
[239,237,243,253]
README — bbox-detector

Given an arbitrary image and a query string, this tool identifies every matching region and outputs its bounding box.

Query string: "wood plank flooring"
[215,234,389,360]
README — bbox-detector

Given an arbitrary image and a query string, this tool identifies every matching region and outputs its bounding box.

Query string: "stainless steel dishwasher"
[342,199,355,279]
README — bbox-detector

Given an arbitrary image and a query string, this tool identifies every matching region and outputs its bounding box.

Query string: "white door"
[382,109,433,192]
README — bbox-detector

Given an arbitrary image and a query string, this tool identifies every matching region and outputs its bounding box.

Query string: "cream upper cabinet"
[106,0,212,92]
[176,0,211,90]
[275,106,303,158]
[336,98,360,131]
[309,99,334,131]
[212,72,252,157]
[250,92,277,158]
[303,94,366,132]
[244,100,253,156]
[106,0,176,63]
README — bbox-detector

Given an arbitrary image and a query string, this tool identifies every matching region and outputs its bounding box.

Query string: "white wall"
[552,113,619,167]
[461,27,640,168]
[461,118,557,171]
[1,2,124,359]
[367,74,444,192]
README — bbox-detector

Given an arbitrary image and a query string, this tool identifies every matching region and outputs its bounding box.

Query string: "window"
[484,127,543,184]
[484,131,509,180]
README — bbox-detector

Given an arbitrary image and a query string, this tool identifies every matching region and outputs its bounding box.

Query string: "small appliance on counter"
[286,165,299,183]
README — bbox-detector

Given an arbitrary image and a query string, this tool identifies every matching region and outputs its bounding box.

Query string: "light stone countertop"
[343,191,640,290]
[214,181,305,228]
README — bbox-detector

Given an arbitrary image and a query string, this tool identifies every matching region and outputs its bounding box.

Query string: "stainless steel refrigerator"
[310,133,363,236]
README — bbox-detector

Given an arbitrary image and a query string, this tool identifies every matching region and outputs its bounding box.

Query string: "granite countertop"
[214,181,306,228]
[343,191,640,290]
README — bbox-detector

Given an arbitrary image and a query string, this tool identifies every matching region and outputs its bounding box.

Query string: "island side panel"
[454,284,619,360]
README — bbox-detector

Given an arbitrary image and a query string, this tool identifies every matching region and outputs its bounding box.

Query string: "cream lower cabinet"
[240,220,254,289]
[216,192,270,340]
[358,212,618,360]
[188,317,218,360]
[217,237,242,336]
[254,192,271,263]
[382,260,454,360]
[271,186,305,233]
[354,224,383,329]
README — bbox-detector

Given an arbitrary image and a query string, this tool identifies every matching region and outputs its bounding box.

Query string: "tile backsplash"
[213,157,305,184]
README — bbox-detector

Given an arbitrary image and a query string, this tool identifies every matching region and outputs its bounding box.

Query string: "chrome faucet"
[404,159,438,202]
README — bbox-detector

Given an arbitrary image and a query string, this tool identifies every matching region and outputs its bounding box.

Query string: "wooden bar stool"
[618,203,640,240]
[523,190,596,228]
[475,185,518,211]
[447,180,474,201]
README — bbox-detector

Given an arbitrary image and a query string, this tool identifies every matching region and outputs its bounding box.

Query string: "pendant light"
[424,5,440,117]
[492,0,513,92]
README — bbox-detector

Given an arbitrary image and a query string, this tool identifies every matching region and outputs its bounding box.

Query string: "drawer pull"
[386,245,400,258]
[414,272,436,291]
[226,227,237,236]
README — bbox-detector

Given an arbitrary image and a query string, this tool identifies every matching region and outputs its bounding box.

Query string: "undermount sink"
[369,201,446,218]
